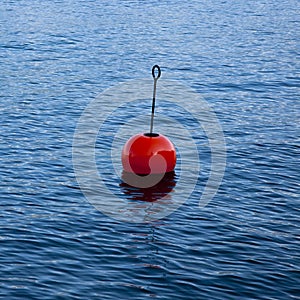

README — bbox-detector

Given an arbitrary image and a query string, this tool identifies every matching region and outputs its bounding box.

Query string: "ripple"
[1,0,300,299]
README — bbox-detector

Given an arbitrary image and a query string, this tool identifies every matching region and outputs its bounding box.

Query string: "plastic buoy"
[121,65,176,175]
[122,132,176,174]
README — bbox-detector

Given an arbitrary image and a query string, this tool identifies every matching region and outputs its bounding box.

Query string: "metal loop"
[152,65,161,79]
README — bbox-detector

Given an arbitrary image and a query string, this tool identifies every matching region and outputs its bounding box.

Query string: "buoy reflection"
[120,171,177,202]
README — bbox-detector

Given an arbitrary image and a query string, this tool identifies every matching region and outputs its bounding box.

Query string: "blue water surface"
[1,0,299,299]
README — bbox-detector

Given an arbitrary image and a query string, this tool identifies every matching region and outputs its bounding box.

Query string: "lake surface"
[1,0,299,299]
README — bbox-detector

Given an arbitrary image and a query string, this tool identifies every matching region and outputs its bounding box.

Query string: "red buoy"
[122,132,176,175]
[121,65,176,175]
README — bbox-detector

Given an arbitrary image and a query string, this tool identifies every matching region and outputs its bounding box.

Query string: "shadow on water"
[120,171,177,202]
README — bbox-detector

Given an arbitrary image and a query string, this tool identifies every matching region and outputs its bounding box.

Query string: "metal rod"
[150,65,161,134]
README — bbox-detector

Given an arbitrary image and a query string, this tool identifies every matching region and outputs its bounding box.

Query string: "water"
[1,0,299,299]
